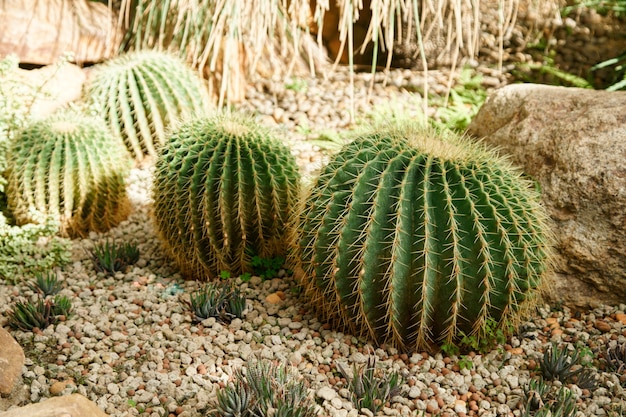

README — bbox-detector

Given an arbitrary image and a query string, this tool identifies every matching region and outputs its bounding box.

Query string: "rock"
[0,0,122,65]
[265,293,283,304]
[316,386,337,401]
[10,63,86,118]
[594,320,612,333]
[0,328,25,397]
[467,84,626,309]
[49,380,72,396]
[0,394,110,417]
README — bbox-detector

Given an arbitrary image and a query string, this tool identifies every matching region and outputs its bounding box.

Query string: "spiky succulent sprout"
[6,110,132,237]
[152,113,300,280]
[291,120,552,351]
[84,50,212,161]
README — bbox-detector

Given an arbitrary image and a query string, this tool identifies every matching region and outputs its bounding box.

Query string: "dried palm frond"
[113,0,529,106]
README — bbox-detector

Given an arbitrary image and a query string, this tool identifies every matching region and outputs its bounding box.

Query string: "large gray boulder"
[467,83,626,310]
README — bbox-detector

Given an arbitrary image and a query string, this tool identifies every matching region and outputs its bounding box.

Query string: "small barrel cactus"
[291,121,551,351]
[152,113,300,280]
[6,110,132,237]
[84,50,212,161]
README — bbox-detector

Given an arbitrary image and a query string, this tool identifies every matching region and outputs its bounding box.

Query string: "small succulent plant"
[188,282,246,323]
[336,356,403,415]
[91,239,140,275]
[6,295,72,331]
[603,340,626,374]
[540,343,583,383]
[152,113,300,279]
[208,359,318,417]
[85,50,212,161]
[5,110,132,237]
[522,378,578,417]
[27,271,63,296]
[51,295,73,318]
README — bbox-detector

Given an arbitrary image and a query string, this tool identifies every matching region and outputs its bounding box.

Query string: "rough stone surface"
[467,83,626,309]
[12,63,86,118]
[0,328,24,397]
[0,0,122,65]
[0,394,109,417]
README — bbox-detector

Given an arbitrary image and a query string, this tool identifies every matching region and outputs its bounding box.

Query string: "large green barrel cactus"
[152,114,300,280]
[292,121,551,351]
[85,50,211,161]
[6,110,132,237]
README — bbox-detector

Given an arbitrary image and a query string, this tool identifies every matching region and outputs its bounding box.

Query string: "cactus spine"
[85,51,211,161]
[292,121,551,351]
[152,113,300,279]
[6,110,132,237]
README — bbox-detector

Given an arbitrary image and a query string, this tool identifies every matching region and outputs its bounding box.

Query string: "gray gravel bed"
[1,68,625,417]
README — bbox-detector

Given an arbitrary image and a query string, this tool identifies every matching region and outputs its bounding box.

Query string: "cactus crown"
[6,110,132,237]
[292,120,551,351]
[85,50,211,161]
[152,113,300,279]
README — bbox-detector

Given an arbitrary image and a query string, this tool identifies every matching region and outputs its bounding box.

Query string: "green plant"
[0,210,71,282]
[51,295,73,318]
[6,295,72,331]
[91,240,140,275]
[5,109,132,237]
[285,78,308,92]
[188,282,246,323]
[152,113,300,279]
[513,55,593,89]
[27,271,63,296]
[337,356,403,415]
[592,52,626,91]
[208,359,318,417]
[6,298,56,331]
[458,356,474,370]
[84,50,211,161]
[250,253,287,281]
[213,379,252,417]
[458,317,510,355]
[292,120,551,351]
[433,67,488,133]
[563,0,626,17]
[440,341,460,357]
[540,343,584,383]
[575,342,596,367]
[522,378,578,417]
[571,368,597,390]
[602,340,626,373]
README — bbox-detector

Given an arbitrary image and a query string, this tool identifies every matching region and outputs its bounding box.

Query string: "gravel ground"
[1,67,626,417]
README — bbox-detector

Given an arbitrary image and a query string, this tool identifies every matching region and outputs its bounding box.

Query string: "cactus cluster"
[6,110,132,237]
[152,113,300,280]
[85,50,211,161]
[291,121,551,351]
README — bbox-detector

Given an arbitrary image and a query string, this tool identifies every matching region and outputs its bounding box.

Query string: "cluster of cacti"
[290,121,551,351]
[152,113,300,279]
[6,110,132,237]
[84,50,212,161]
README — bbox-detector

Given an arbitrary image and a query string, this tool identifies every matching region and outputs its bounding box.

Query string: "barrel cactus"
[85,50,211,161]
[292,121,551,351]
[152,114,300,280]
[6,110,132,237]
